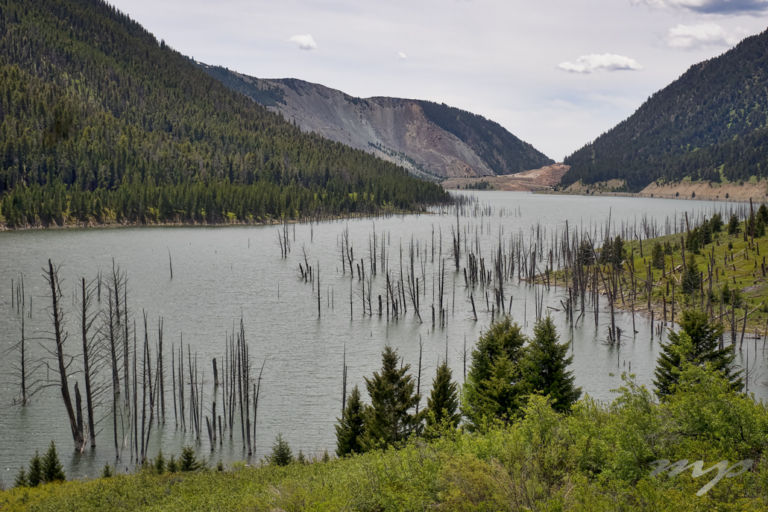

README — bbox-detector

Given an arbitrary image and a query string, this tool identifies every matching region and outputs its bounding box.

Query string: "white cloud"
[633,0,768,14]
[397,51,408,60]
[558,53,642,74]
[289,34,317,50]
[667,23,738,49]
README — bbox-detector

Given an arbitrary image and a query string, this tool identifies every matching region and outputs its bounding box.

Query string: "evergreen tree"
[728,214,740,235]
[463,317,527,429]
[681,257,701,296]
[27,451,42,487]
[335,385,366,456]
[179,446,201,472]
[153,451,166,474]
[520,317,581,412]
[425,362,461,431]
[269,434,293,466]
[166,456,178,473]
[101,464,113,478]
[362,346,421,450]
[42,441,65,483]
[651,242,665,270]
[14,467,28,488]
[654,310,742,397]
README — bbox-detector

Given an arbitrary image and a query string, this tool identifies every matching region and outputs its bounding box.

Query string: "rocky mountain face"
[201,66,553,180]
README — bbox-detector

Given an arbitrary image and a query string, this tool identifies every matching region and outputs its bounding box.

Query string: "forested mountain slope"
[202,67,553,179]
[0,0,447,228]
[562,29,768,191]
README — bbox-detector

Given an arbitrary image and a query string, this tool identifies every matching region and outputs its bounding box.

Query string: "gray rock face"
[201,66,552,180]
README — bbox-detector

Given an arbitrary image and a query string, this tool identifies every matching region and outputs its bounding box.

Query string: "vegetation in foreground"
[4,313,765,510]
[1,363,766,511]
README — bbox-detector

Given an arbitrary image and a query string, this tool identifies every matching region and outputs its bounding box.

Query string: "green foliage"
[463,317,527,429]
[269,434,294,466]
[13,468,28,488]
[179,446,202,472]
[681,257,701,295]
[563,29,768,190]
[728,214,741,235]
[335,385,366,457]
[362,346,422,450]
[166,456,178,473]
[27,451,43,487]
[425,362,461,433]
[600,236,625,268]
[520,317,581,412]
[153,452,165,475]
[3,362,766,511]
[577,239,595,267]
[101,464,113,478]
[651,242,665,270]
[653,310,742,397]
[0,0,448,228]
[42,441,65,483]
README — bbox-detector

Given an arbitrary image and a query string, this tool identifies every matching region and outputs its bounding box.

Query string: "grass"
[2,370,767,511]
[548,216,768,335]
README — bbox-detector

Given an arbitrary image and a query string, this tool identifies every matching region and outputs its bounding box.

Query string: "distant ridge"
[201,66,553,180]
[562,29,768,191]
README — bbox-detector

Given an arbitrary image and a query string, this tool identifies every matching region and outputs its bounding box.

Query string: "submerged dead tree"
[45,259,85,450]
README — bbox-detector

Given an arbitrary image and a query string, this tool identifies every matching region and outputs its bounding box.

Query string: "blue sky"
[109,0,767,161]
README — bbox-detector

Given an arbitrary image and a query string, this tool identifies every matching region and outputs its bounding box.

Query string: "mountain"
[562,29,768,192]
[0,0,447,228]
[201,67,553,180]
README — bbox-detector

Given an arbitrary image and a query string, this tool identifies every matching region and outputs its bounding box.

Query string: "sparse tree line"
[334,316,581,457]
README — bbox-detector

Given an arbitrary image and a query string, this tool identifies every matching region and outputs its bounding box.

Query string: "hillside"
[562,29,768,192]
[0,0,447,228]
[201,66,553,180]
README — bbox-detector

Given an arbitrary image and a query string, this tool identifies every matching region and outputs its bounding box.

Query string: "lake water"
[0,191,765,486]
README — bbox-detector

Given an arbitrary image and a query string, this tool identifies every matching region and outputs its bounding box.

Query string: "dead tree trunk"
[46,259,85,450]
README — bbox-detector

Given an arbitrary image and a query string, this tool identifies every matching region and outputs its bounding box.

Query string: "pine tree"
[14,467,28,488]
[101,464,113,478]
[425,362,461,431]
[728,214,740,235]
[269,434,293,466]
[652,242,665,270]
[362,346,421,450]
[654,310,743,397]
[681,257,701,296]
[42,441,65,483]
[179,446,201,472]
[335,385,366,456]
[520,316,581,412]
[27,451,42,487]
[463,317,527,429]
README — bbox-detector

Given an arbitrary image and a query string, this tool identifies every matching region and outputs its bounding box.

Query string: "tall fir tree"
[335,385,366,456]
[654,310,742,397]
[463,317,527,429]
[362,346,421,450]
[27,451,43,487]
[520,316,581,412]
[425,362,461,432]
[42,441,65,483]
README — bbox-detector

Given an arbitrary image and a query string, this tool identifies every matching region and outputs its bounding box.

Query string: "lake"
[0,191,765,486]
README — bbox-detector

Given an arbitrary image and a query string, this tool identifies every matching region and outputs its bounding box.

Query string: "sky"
[107,0,768,161]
